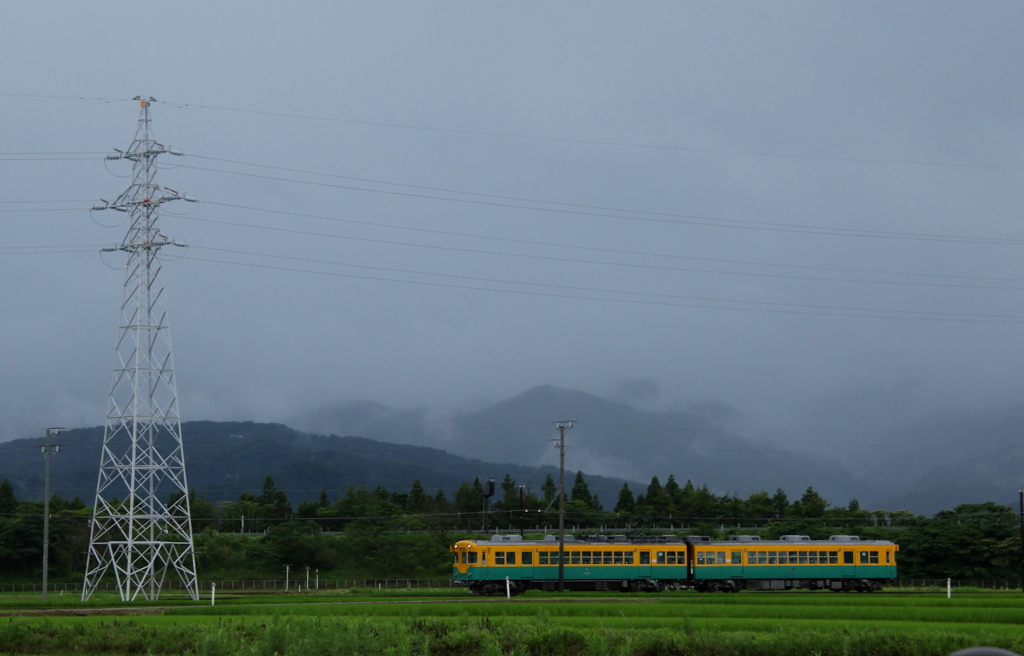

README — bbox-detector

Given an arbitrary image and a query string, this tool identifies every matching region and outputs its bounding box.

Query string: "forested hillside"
[0,421,634,507]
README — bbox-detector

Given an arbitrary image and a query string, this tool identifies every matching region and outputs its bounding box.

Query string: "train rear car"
[688,535,897,592]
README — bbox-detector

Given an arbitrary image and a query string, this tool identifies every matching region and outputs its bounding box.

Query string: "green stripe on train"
[455,565,689,580]
[694,565,896,579]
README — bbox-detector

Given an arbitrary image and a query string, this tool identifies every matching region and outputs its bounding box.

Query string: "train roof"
[454,534,894,547]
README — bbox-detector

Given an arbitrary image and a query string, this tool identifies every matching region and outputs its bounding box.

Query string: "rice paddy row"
[0,589,1022,654]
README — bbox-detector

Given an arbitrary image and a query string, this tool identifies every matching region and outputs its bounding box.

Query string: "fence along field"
[0,588,1023,655]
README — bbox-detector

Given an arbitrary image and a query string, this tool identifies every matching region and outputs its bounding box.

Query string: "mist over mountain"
[294,385,1024,515]
[5,386,1021,516]
[294,385,864,507]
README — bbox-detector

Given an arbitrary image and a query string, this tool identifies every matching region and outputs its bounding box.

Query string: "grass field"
[0,587,1021,655]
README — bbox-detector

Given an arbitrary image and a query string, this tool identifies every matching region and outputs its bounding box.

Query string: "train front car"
[451,535,541,595]
[688,535,897,592]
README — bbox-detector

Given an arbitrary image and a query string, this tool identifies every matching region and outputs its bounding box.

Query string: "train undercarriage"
[467,578,885,595]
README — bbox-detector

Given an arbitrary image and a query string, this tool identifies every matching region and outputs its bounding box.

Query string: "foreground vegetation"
[0,589,1023,655]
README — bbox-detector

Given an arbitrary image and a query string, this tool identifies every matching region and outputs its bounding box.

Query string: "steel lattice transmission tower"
[82,97,199,602]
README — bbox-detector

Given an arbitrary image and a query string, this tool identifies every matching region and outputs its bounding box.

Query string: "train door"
[518,549,534,579]
[638,550,652,578]
[730,550,744,579]
[842,550,856,577]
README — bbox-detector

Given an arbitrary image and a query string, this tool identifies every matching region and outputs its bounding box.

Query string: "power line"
[189,245,1024,319]
[176,162,1024,245]
[3,93,1019,173]
[0,93,131,103]
[0,199,96,203]
[9,191,1024,284]
[0,208,86,214]
[183,251,1024,324]
[156,100,1024,172]
[196,201,1024,289]
[181,216,1024,300]
[184,206,1024,292]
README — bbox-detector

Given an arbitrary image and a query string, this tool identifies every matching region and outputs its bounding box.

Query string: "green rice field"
[0,587,1022,655]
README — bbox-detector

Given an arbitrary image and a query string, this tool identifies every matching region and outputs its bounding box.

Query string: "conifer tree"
[570,471,594,508]
[541,474,557,503]
[0,479,16,515]
[614,482,635,513]
[407,479,428,513]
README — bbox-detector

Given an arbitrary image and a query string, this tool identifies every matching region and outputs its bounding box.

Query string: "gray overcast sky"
[4,2,1024,451]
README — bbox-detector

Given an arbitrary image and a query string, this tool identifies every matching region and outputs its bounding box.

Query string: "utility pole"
[553,421,574,592]
[82,98,198,602]
[40,427,63,602]
[481,478,495,533]
[518,486,525,538]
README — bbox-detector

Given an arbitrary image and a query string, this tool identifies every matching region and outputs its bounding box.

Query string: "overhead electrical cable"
[178,214,1024,292]
[0,199,95,203]
[0,93,131,103]
[178,163,1024,245]
[200,201,1024,285]
[157,101,1024,171]
[183,250,1024,323]
[0,208,87,214]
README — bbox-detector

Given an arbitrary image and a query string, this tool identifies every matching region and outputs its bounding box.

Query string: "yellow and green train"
[451,534,897,594]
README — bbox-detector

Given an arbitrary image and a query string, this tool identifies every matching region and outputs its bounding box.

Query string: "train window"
[640,551,650,565]
[601,551,611,565]
[667,552,676,565]
[454,554,459,564]
[507,552,516,565]
[778,552,787,565]
[539,552,548,565]
[582,551,592,565]
[614,551,624,565]
[707,552,717,565]
[468,552,478,564]
[826,551,836,564]
[839,552,849,565]
[482,554,487,566]
[462,552,468,564]
[522,552,533,565]
[767,551,777,564]
[870,551,878,564]
[731,551,740,565]
[859,551,868,564]
[799,551,808,564]
[747,552,756,565]
[717,551,725,564]
[758,551,767,565]
[571,551,580,565]
[625,552,634,565]
[659,551,668,565]
[495,552,505,565]
[788,551,798,563]
[808,552,817,564]
[885,551,890,564]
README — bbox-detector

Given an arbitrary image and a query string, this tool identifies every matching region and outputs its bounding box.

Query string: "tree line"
[0,474,1019,582]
